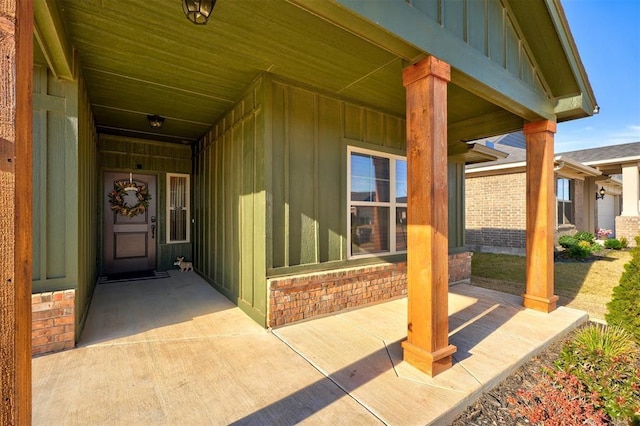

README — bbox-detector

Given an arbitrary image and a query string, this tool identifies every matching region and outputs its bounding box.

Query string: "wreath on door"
[108,181,151,217]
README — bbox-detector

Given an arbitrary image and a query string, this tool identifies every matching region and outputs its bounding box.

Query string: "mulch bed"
[449,324,628,426]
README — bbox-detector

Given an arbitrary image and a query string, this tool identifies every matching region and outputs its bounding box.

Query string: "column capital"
[403,56,450,87]
[523,120,557,135]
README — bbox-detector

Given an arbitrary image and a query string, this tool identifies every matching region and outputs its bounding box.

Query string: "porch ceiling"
[50,0,507,145]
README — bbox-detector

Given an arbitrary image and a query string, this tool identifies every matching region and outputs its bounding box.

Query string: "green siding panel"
[443,0,465,40]
[487,0,505,67]
[468,0,487,54]
[317,96,343,263]
[270,83,287,267]
[193,77,267,325]
[32,60,99,341]
[287,88,317,266]
[365,109,385,146]
[46,110,67,279]
[448,161,465,250]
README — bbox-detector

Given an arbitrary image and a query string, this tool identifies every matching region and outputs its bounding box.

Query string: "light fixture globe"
[147,114,165,129]
[183,0,217,25]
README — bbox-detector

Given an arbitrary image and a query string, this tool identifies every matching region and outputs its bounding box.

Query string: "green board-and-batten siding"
[98,134,192,272]
[32,59,99,340]
[268,78,466,275]
[191,74,468,326]
[193,78,267,326]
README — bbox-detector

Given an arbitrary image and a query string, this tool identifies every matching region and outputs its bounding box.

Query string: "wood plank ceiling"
[56,0,501,144]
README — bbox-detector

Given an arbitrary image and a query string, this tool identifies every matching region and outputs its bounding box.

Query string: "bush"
[574,231,595,244]
[558,232,598,259]
[604,238,623,249]
[568,240,593,259]
[559,235,577,249]
[620,236,629,248]
[507,370,608,425]
[606,236,640,343]
[555,324,640,423]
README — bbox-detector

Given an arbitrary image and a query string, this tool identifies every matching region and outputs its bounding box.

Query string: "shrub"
[559,235,577,248]
[606,236,640,343]
[574,231,595,244]
[620,236,629,248]
[568,240,593,259]
[604,238,623,249]
[507,370,607,425]
[555,324,640,423]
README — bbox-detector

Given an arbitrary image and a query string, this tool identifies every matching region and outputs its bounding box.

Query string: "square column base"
[401,340,457,377]
[522,293,559,313]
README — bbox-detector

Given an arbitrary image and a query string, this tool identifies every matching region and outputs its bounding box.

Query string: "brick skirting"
[32,290,75,356]
[268,252,472,328]
[615,216,640,246]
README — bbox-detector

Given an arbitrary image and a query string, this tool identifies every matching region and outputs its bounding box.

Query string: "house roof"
[558,142,640,175]
[464,131,625,179]
[467,130,639,174]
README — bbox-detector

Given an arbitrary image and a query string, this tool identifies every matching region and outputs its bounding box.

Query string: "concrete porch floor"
[32,271,587,425]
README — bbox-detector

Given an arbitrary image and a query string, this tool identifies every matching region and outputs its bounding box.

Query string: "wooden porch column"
[401,56,456,377]
[1,0,33,424]
[523,120,558,313]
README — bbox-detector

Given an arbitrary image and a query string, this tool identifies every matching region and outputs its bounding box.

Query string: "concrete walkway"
[32,271,587,425]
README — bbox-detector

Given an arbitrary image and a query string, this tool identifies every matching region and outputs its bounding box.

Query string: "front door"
[103,172,157,274]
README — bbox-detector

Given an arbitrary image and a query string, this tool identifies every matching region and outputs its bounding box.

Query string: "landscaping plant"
[558,231,598,259]
[509,324,640,424]
[555,324,640,424]
[604,238,623,249]
[606,236,640,343]
[620,236,629,248]
[507,370,608,425]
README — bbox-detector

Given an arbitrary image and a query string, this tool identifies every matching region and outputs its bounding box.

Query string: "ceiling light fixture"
[147,114,165,129]
[183,0,217,25]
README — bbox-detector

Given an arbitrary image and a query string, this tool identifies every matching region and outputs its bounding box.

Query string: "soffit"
[49,1,533,144]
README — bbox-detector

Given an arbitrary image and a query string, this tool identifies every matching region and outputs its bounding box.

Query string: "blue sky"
[555,0,640,152]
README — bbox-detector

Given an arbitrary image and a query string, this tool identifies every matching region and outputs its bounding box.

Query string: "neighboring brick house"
[465,133,635,254]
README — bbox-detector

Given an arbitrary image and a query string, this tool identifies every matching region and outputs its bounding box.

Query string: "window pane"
[395,207,407,251]
[169,175,188,242]
[557,178,571,201]
[350,153,389,202]
[396,160,407,203]
[350,206,389,254]
[170,209,187,241]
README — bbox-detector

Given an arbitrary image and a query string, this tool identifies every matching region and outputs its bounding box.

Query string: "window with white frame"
[556,177,574,225]
[167,173,190,243]
[348,147,407,257]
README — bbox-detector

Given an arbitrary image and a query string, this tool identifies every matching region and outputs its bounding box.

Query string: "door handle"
[151,224,156,239]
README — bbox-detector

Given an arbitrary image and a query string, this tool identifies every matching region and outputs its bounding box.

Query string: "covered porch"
[2,0,597,419]
[33,271,587,425]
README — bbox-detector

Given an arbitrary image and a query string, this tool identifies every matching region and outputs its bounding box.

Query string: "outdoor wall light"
[147,114,165,129]
[183,0,217,25]
[595,186,606,200]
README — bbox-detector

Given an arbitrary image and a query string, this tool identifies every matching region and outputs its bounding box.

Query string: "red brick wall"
[267,253,472,327]
[32,290,75,356]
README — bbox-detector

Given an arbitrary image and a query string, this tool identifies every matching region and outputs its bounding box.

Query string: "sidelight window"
[167,173,190,243]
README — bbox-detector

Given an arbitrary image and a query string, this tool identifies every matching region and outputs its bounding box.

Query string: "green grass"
[470,250,631,320]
